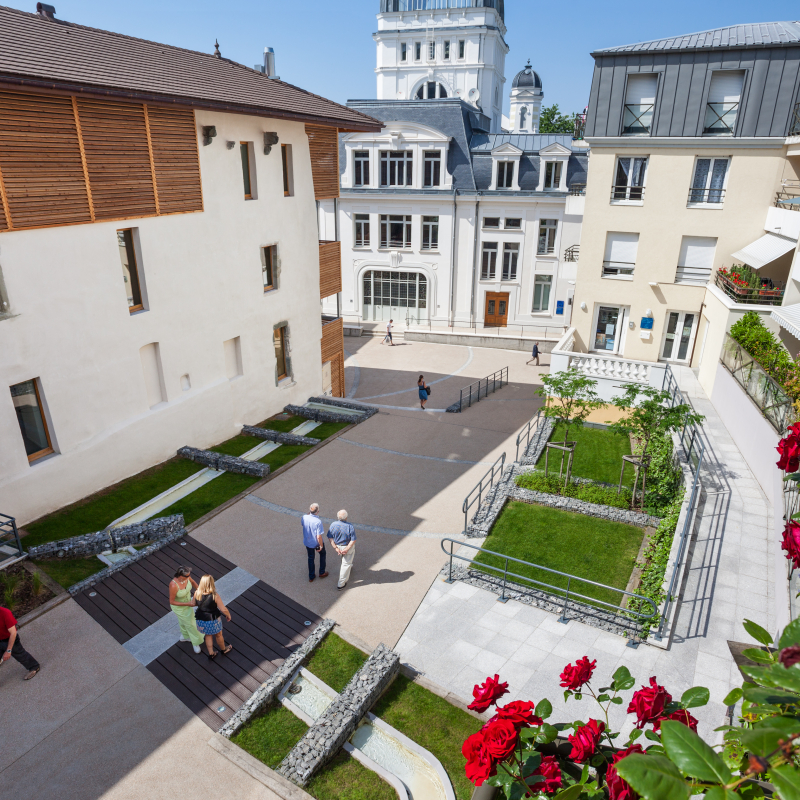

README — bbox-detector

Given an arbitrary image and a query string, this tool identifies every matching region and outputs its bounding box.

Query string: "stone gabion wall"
[307,397,378,422]
[177,446,270,478]
[26,515,184,559]
[242,425,321,447]
[277,643,400,787]
[520,417,554,465]
[218,618,335,739]
[284,405,356,425]
[68,523,186,596]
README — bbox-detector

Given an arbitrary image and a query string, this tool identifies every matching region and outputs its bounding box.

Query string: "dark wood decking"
[75,535,322,730]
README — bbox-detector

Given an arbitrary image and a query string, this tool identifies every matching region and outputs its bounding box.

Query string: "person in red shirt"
[1,606,40,680]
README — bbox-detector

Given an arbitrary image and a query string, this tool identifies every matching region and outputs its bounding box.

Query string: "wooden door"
[484,292,509,327]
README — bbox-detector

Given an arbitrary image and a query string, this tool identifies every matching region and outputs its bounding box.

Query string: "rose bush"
[781,521,800,571]
[462,617,800,799]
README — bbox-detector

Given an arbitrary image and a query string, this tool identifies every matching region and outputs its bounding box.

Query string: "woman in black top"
[193,575,232,659]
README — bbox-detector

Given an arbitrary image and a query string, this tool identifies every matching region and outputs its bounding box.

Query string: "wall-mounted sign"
[556,301,564,315]
[640,317,654,330]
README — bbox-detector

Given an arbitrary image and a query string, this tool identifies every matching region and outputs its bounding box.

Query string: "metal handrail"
[406,318,566,339]
[462,452,506,533]
[688,187,726,205]
[440,538,658,624]
[457,366,508,411]
[516,411,543,462]
[610,185,645,202]
[0,513,24,563]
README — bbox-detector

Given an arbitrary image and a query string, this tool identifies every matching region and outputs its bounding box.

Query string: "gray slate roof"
[470,134,581,153]
[0,5,381,130]
[594,20,800,54]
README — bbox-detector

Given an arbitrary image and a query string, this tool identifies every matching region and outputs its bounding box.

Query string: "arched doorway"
[363,270,429,323]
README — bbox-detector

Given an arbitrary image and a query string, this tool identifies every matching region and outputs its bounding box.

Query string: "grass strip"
[36,556,106,589]
[306,750,398,800]
[537,422,635,487]
[232,703,309,769]
[516,471,633,510]
[473,501,644,609]
[305,632,369,693]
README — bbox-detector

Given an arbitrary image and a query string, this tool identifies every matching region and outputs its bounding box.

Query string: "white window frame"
[611,156,648,205]
[421,216,439,251]
[400,42,407,62]
[537,219,558,256]
[501,243,519,281]
[535,143,570,191]
[675,236,717,285]
[354,214,370,248]
[687,156,730,208]
[379,214,412,249]
[380,150,413,187]
[543,161,563,190]
[532,273,552,313]
[353,151,370,187]
[483,217,501,229]
[458,40,465,59]
[480,242,498,280]
[414,42,421,61]
[590,304,629,355]
[428,41,436,61]
[443,40,450,60]
[602,231,639,279]
[490,144,522,191]
[504,218,522,229]
[423,151,442,187]
[659,310,699,363]
[497,161,514,189]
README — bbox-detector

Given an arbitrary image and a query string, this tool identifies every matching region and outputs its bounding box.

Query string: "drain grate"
[217,705,226,713]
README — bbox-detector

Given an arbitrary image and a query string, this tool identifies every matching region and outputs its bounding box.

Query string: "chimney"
[36,2,56,18]
[254,47,280,80]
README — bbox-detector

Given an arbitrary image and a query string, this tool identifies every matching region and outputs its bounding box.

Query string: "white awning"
[772,304,800,341]
[731,232,797,270]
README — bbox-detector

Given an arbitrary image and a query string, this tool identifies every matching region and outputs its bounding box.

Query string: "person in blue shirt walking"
[301,503,328,583]
[327,510,357,590]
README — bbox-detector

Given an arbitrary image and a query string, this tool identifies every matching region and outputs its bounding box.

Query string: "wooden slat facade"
[305,124,339,200]
[321,316,345,398]
[0,86,203,232]
[319,240,342,299]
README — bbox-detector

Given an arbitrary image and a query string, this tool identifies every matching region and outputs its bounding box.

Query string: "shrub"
[516,472,633,510]
[638,432,682,515]
[730,311,799,395]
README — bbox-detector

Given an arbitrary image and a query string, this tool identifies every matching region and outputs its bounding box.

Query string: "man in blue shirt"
[327,509,356,590]
[301,503,328,583]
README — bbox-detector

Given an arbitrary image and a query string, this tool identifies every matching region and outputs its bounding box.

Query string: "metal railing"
[563,244,580,262]
[381,0,502,10]
[0,513,24,566]
[719,333,794,434]
[455,366,508,412]
[622,104,653,135]
[610,185,645,202]
[714,271,784,306]
[688,187,726,205]
[516,411,543,462]
[568,184,586,196]
[406,318,566,340]
[662,363,705,470]
[462,452,506,533]
[441,538,658,627]
[790,102,800,137]
[776,190,800,211]
[703,102,738,135]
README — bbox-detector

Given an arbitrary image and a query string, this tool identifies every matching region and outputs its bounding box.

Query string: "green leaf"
[743,686,800,706]
[770,765,800,800]
[614,754,690,800]
[660,719,733,783]
[644,744,665,754]
[703,788,738,800]
[536,699,552,720]
[723,688,743,706]
[564,690,572,703]
[784,472,800,481]
[507,783,527,800]
[679,686,710,709]
[744,619,774,647]
[740,723,800,757]
[612,666,635,691]
[628,728,643,742]
[778,617,800,649]
[597,693,610,702]
[520,752,542,779]
[610,696,623,704]
[579,764,589,785]
[535,724,559,745]
[519,728,537,741]
[645,729,662,742]
[741,648,776,665]
[554,786,584,800]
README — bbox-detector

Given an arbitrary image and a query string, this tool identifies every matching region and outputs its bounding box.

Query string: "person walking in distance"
[529,342,540,366]
[0,604,40,680]
[168,567,205,654]
[302,503,328,583]
[418,374,429,409]
[327,510,357,590]
[193,575,233,660]
[382,319,395,346]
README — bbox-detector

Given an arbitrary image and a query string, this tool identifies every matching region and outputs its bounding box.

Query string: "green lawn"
[36,556,107,589]
[305,632,369,693]
[307,750,397,800]
[232,703,309,769]
[474,501,644,609]
[537,422,634,486]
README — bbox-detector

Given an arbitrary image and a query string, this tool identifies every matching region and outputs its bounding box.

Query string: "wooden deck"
[74,536,321,730]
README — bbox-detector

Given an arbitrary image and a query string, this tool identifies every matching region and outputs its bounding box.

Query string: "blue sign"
[640,317,654,330]
[556,301,564,315]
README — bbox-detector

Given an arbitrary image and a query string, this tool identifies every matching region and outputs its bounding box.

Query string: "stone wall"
[218,618,335,739]
[177,446,270,478]
[277,643,400,787]
[242,425,321,447]
[27,515,184,560]
[307,397,378,421]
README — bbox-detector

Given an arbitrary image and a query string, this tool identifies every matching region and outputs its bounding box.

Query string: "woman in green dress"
[169,566,204,653]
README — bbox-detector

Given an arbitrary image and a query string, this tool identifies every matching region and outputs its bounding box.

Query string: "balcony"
[568,183,586,196]
[319,240,342,300]
[622,104,653,135]
[714,268,785,306]
[703,102,738,135]
[563,244,579,262]
[776,179,800,212]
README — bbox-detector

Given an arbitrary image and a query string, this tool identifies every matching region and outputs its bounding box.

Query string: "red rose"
[781,521,800,570]
[777,424,800,472]
[568,718,605,762]
[652,708,698,733]
[627,677,672,728]
[779,645,800,667]
[468,674,509,713]
[462,731,496,787]
[606,745,644,800]
[559,656,596,691]
[482,718,519,760]
[493,700,543,730]
[527,754,562,795]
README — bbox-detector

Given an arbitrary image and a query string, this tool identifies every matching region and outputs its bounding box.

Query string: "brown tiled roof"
[0,5,382,131]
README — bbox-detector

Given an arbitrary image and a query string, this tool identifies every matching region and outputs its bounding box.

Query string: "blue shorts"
[196,617,223,635]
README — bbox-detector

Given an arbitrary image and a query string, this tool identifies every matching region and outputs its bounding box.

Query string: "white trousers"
[338,545,355,587]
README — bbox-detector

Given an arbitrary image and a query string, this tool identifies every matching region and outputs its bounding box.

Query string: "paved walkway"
[394,365,777,740]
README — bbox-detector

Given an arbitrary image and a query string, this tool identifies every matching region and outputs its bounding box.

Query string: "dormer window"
[623,74,657,135]
[354,151,370,187]
[543,162,562,190]
[497,161,514,188]
[704,71,744,135]
[380,151,413,187]
[423,151,441,187]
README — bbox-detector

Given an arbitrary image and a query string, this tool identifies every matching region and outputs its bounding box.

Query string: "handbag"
[426,386,431,396]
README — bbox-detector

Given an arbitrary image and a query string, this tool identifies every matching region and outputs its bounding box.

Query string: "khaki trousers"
[338,545,356,588]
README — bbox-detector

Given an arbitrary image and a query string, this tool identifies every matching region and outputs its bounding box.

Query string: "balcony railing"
[622,104,653,135]
[776,181,800,211]
[0,513,24,566]
[563,244,579,262]
[602,260,635,277]
[611,184,645,201]
[721,333,793,433]
[568,183,586,196]
[714,271,785,306]
[789,102,800,136]
[688,187,726,205]
[380,0,502,11]
[703,102,738,135]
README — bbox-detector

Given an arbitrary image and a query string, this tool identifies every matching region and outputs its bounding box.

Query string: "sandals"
[206,650,217,660]
[221,645,233,655]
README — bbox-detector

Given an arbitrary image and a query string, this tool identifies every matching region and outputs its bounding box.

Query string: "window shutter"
[625,74,658,104]
[676,236,716,284]
[305,124,340,200]
[604,232,639,264]
[708,71,744,103]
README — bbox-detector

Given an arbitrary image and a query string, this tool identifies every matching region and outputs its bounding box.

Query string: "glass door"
[661,312,697,362]
[593,306,621,352]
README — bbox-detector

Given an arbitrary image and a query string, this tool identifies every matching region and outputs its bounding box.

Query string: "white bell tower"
[508,61,544,133]
[374,0,509,132]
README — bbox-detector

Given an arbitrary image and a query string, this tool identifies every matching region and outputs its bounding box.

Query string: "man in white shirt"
[382,319,395,346]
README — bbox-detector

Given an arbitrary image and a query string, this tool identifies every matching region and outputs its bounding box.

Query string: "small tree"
[608,384,704,508]
[538,103,576,134]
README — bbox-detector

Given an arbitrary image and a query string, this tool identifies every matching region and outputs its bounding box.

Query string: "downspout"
[469,198,480,325]
[448,188,458,325]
